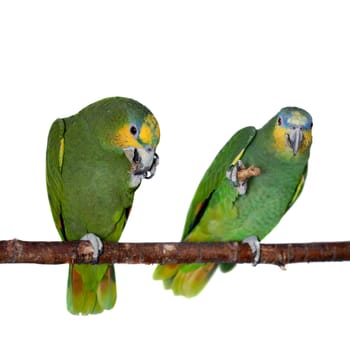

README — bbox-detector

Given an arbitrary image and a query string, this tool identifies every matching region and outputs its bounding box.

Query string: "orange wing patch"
[194,201,205,218]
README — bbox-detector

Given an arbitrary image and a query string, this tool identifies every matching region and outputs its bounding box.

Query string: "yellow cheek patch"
[139,114,160,146]
[273,126,287,151]
[113,114,160,149]
[300,130,312,153]
[113,124,142,149]
[273,126,313,153]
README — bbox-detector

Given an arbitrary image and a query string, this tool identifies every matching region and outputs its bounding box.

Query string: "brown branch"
[1,239,350,266]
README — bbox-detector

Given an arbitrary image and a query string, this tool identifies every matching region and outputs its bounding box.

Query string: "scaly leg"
[80,233,103,261]
[242,235,260,266]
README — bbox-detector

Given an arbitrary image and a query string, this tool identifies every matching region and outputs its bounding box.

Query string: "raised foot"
[242,235,260,266]
[226,160,261,195]
[81,233,103,261]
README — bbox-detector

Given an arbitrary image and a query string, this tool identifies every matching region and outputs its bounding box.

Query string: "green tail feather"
[219,262,236,273]
[67,263,116,315]
[153,263,217,298]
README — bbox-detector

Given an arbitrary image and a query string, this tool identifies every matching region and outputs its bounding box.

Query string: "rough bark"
[1,239,349,266]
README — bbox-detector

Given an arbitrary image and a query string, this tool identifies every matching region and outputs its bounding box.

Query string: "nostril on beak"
[145,145,154,153]
[133,148,140,163]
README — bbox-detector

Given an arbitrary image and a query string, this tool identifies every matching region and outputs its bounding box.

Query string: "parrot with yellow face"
[154,107,312,297]
[46,97,160,314]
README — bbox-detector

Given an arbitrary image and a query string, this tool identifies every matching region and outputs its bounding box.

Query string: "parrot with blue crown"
[154,107,312,297]
[47,97,160,314]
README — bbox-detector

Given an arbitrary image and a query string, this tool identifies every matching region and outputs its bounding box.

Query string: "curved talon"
[242,235,260,266]
[81,233,103,261]
[226,160,248,195]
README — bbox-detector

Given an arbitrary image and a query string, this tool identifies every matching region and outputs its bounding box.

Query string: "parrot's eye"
[277,117,282,126]
[130,125,138,137]
[310,121,313,129]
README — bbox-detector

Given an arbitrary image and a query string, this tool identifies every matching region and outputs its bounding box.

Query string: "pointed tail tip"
[153,263,180,280]
[67,264,117,315]
[154,263,217,298]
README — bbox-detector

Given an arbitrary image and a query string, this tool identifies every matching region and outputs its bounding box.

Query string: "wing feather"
[46,118,66,240]
[287,165,308,210]
[182,126,256,239]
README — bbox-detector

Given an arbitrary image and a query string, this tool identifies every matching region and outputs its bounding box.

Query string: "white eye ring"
[130,124,138,137]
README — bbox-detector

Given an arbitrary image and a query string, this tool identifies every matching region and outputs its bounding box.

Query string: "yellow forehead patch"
[113,114,160,149]
[139,114,160,146]
[287,112,308,126]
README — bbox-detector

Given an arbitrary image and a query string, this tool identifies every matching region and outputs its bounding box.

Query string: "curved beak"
[286,127,304,156]
[124,146,159,178]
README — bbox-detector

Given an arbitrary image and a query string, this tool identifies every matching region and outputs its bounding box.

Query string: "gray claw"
[226,160,247,195]
[242,235,260,266]
[81,233,103,260]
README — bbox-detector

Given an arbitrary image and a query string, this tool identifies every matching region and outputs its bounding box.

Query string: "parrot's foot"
[226,160,261,195]
[242,235,260,266]
[226,160,247,195]
[81,233,103,261]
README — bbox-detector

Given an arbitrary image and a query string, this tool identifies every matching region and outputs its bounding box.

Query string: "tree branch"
[1,239,350,266]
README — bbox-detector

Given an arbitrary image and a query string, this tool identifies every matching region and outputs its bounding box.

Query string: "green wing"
[46,118,66,240]
[182,126,257,240]
[287,164,308,210]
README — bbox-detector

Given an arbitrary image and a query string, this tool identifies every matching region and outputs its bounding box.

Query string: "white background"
[1,1,349,349]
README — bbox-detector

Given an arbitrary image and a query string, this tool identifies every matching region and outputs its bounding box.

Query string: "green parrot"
[154,107,312,297]
[46,97,160,314]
